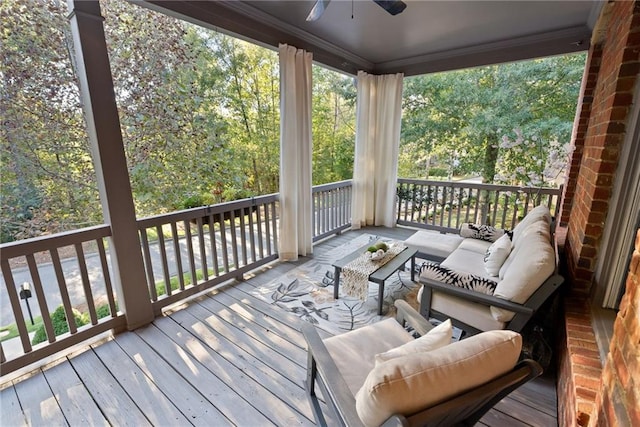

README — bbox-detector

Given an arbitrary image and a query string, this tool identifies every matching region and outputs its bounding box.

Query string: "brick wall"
[560,45,601,227]
[560,1,640,426]
[558,296,603,426]
[593,229,640,426]
[565,0,639,295]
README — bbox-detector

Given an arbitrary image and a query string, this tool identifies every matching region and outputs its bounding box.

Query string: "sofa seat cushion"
[405,230,464,261]
[324,318,413,395]
[458,238,492,254]
[355,330,522,427]
[429,289,506,331]
[441,248,496,282]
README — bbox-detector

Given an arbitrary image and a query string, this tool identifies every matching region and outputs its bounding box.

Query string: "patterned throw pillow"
[420,263,497,295]
[484,233,513,276]
[459,223,509,242]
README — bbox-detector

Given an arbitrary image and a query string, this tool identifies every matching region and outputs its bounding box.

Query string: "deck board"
[0,227,557,426]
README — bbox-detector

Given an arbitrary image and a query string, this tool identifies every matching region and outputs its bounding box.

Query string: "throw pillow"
[420,263,497,295]
[374,319,452,364]
[355,330,523,427]
[459,223,507,242]
[484,233,513,277]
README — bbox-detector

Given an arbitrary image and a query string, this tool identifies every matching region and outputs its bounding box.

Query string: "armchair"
[302,300,542,427]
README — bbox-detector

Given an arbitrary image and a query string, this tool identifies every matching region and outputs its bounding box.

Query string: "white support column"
[67,0,153,329]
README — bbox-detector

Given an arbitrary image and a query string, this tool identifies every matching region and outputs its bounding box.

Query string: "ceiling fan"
[306,0,407,22]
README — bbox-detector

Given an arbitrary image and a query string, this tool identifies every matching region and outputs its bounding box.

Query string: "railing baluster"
[156,225,173,295]
[96,238,117,316]
[229,210,239,272]
[171,222,185,290]
[75,243,97,325]
[207,216,219,277]
[139,230,157,301]
[239,210,248,267]
[196,217,208,282]
[491,191,500,226]
[271,201,278,254]
[264,204,272,257]
[184,220,198,288]
[255,205,264,259]
[501,194,509,229]
[50,249,77,334]
[447,184,455,228]
[25,254,54,341]
[248,206,257,263]
[218,215,230,273]
[1,259,32,353]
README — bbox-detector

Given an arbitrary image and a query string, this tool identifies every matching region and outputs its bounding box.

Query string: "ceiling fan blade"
[373,0,407,16]
[306,0,331,22]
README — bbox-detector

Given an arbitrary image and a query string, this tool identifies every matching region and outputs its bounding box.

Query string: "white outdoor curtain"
[278,44,313,261]
[351,71,404,228]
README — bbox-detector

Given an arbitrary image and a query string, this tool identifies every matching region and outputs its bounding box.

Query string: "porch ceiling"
[142,0,602,76]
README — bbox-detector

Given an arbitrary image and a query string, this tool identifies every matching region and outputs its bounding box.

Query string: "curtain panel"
[351,71,404,229]
[278,44,313,261]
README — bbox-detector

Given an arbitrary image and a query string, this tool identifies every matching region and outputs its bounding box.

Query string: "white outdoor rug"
[250,234,420,335]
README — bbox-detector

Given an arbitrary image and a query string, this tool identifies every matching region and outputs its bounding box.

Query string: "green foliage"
[31,306,89,345]
[401,54,586,186]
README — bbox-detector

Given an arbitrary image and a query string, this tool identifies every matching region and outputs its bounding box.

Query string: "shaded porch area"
[1,227,557,427]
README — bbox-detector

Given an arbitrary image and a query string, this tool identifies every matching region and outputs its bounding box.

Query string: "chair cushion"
[484,233,513,277]
[459,223,506,242]
[355,330,522,427]
[324,318,413,395]
[374,319,452,364]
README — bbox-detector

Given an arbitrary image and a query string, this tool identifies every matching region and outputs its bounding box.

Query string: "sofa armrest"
[419,277,534,315]
[394,299,434,336]
[302,322,365,427]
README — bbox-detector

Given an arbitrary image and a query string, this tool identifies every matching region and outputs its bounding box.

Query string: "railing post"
[67,0,153,329]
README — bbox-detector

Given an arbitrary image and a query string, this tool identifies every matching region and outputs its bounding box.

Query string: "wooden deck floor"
[0,227,557,426]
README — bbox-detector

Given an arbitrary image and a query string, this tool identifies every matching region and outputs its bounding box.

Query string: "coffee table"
[332,243,418,315]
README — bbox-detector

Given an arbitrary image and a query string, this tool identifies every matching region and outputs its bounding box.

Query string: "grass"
[0,316,44,342]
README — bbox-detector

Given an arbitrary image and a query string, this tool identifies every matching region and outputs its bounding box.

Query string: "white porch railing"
[1,178,563,375]
[312,180,352,242]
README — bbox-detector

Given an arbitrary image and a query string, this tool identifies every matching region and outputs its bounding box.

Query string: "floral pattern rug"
[250,234,420,335]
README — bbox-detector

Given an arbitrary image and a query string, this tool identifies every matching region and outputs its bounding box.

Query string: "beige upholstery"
[418,287,506,331]
[355,330,523,427]
[324,318,412,395]
[457,238,492,254]
[440,248,497,282]
[375,319,452,364]
[404,230,464,259]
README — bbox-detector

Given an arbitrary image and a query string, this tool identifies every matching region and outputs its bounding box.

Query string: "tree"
[401,54,585,186]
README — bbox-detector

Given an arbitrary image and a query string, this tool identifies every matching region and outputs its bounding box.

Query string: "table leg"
[333,267,340,299]
[411,255,416,282]
[377,281,385,315]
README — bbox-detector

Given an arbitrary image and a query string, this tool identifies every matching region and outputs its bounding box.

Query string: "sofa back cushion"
[511,205,551,245]
[492,226,555,322]
[355,330,522,427]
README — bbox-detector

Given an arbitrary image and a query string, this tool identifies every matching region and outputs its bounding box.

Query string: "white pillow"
[484,234,512,277]
[355,330,523,427]
[374,319,452,364]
